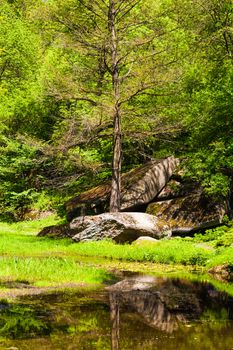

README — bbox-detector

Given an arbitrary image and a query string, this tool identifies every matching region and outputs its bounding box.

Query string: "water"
[0,274,233,350]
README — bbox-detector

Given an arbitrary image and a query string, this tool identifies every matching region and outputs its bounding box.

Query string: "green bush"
[194,226,229,242]
[194,221,233,248]
[215,229,233,247]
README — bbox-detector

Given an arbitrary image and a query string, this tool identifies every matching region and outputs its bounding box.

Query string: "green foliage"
[0,0,43,130]
[0,133,95,220]
[194,221,233,247]
[215,230,233,247]
[0,305,50,339]
[0,0,232,218]
[0,138,40,220]
[194,226,230,243]
[181,10,233,196]
[184,142,233,197]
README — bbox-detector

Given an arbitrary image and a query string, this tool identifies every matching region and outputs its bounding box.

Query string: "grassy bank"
[0,216,233,292]
[0,257,110,287]
[0,217,111,289]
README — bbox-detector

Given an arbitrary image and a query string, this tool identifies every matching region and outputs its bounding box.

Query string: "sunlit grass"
[69,239,212,265]
[0,257,110,287]
[0,222,213,266]
[206,246,233,268]
[0,217,110,287]
[70,239,233,273]
[0,215,63,236]
[0,216,71,258]
[1,217,233,290]
[1,218,233,268]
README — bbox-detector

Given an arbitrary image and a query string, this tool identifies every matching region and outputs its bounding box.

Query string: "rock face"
[71,212,171,243]
[65,156,179,221]
[120,156,179,210]
[38,158,230,241]
[146,193,228,234]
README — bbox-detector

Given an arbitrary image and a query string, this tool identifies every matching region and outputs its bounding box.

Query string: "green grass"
[69,239,212,266]
[0,257,109,287]
[0,217,111,288]
[0,215,63,236]
[206,247,233,268]
[71,239,233,272]
[0,220,214,266]
[1,217,233,290]
[1,217,233,268]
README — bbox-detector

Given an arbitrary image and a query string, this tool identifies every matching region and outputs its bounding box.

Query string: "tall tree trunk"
[109,0,122,212]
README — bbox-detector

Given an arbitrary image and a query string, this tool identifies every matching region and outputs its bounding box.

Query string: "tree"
[40,0,187,211]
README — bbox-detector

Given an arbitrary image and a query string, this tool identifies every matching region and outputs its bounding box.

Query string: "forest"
[0,1,233,348]
[0,0,232,220]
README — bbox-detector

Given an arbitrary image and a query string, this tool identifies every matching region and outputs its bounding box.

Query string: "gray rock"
[146,194,228,235]
[132,236,159,245]
[71,212,171,243]
[65,157,179,221]
[120,156,179,210]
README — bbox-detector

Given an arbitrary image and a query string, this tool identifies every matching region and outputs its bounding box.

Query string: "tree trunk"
[109,0,122,212]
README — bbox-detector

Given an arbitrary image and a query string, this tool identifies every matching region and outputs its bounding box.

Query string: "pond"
[0,273,233,350]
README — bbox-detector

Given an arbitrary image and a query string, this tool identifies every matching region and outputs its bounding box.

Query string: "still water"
[0,274,233,350]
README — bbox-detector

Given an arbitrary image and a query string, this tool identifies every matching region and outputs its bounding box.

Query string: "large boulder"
[65,156,179,221]
[71,212,171,243]
[38,212,171,243]
[146,193,228,235]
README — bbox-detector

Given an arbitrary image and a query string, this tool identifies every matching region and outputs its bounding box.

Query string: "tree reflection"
[0,278,233,350]
[110,292,120,350]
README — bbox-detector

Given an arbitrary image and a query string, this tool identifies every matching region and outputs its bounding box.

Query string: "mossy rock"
[146,194,227,234]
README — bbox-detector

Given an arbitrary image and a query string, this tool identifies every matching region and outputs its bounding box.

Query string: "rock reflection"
[107,275,233,349]
[1,277,233,350]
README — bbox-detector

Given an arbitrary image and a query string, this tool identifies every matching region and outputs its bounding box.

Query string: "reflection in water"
[108,275,233,350]
[0,275,233,350]
[110,293,120,350]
